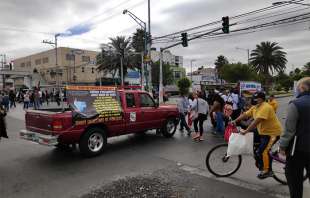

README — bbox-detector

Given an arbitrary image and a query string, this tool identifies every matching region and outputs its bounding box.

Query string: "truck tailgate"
[25,110,72,134]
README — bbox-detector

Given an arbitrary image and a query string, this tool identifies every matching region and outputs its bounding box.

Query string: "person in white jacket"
[191,92,209,141]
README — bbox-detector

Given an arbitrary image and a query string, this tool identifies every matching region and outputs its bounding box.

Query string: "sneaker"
[192,133,200,140]
[257,171,274,179]
[186,129,191,136]
[199,136,204,141]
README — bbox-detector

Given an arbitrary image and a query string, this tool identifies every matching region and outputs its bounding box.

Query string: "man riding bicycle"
[233,92,283,179]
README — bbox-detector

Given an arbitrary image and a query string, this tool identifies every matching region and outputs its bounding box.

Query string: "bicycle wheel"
[272,159,308,185]
[206,143,242,177]
[272,158,287,185]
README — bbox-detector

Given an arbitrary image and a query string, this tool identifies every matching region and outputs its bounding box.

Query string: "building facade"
[150,49,183,67]
[13,47,99,88]
[187,67,217,85]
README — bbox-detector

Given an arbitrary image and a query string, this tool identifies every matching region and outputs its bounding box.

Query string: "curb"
[274,94,293,99]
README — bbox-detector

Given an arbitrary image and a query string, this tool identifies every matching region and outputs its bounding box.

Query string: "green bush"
[177,78,191,95]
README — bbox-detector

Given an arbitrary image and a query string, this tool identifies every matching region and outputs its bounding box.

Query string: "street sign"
[144,55,151,62]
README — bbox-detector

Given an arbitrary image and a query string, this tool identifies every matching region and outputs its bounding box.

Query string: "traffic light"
[181,32,188,47]
[222,16,229,34]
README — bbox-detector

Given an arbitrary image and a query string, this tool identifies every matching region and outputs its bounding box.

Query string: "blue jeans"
[179,113,190,131]
[24,101,29,109]
[215,112,225,134]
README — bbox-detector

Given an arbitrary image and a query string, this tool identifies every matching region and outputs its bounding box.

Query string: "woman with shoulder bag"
[0,105,8,139]
[191,92,209,141]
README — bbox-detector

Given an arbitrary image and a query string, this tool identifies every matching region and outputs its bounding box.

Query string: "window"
[82,67,85,72]
[140,94,155,107]
[91,68,94,73]
[35,59,41,65]
[26,61,31,67]
[66,54,74,61]
[20,63,25,67]
[82,56,90,62]
[42,57,49,64]
[174,71,181,79]
[126,93,136,108]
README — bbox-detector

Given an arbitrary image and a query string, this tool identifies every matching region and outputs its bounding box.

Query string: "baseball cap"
[253,92,266,100]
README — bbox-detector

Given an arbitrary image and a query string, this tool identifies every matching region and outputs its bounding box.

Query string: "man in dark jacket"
[279,77,310,198]
[0,104,8,139]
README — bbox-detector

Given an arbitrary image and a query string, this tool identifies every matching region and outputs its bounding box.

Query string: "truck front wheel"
[79,127,107,157]
[162,118,177,138]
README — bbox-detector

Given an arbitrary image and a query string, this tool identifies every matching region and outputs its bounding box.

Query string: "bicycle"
[205,133,308,185]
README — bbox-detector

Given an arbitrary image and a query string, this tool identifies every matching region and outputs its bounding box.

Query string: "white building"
[150,49,183,66]
[187,67,217,85]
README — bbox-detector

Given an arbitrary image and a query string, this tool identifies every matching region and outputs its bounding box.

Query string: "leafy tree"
[250,41,287,87]
[151,61,174,86]
[214,55,229,79]
[274,71,293,92]
[177,78,191,95]
[132,28,146,53]
[302,62,310,76]
[221,63,258,83]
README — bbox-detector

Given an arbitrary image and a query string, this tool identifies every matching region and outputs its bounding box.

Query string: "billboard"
[239,81,262,94]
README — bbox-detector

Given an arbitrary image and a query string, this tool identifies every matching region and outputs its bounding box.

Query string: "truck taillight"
[52,120,63,131]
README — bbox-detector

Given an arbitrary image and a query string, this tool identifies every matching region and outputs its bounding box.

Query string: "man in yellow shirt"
[268,95,279,113]
[234,92,282,179]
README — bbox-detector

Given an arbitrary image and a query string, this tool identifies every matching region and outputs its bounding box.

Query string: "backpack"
[237,96,246,110]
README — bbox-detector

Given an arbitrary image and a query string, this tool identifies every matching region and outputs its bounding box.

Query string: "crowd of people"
[0,88,62,111]
[177,87,248,141]
[177,77,310,198]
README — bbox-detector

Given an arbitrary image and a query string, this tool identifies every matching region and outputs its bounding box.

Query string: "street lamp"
[190,59,196,83]
[272,0,310,6]
[236,47,250,65]
[70,49,84,83]
[123,9,148,90]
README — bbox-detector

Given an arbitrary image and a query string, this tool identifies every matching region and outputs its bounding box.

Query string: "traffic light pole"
[158,27,227,103]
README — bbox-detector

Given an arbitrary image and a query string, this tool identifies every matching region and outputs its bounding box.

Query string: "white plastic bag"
[227,132,253,156]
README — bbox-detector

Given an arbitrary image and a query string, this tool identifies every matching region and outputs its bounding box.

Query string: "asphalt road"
[0,97,309,198]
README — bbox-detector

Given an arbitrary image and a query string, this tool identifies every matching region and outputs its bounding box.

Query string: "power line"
[152,1,307,40]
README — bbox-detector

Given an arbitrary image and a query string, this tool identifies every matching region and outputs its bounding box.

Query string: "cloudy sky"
[0,0,309,73]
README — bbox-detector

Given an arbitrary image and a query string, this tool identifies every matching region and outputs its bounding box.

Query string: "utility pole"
[236,47,250,65]
[120,56,124,87]
[190,59,196,83]
[140,52,144,90]
[0,54,6,90]
[43,33,61,86]
[159,48,163,103]
[147,0,152,91]
[43,33,62,104]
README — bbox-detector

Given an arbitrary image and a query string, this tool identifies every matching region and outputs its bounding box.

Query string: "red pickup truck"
[20,86,180,157]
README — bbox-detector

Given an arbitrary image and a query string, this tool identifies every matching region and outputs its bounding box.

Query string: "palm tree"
[97,36,133,84]
[250,41,287,86]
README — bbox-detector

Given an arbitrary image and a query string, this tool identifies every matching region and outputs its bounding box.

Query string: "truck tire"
[162,118,177,138]
[79,127,107,157]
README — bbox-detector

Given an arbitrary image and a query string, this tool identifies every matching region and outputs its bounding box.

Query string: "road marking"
[179,164,289,198]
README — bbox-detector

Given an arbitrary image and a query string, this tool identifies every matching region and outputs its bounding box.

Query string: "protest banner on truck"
[66,86,123,125]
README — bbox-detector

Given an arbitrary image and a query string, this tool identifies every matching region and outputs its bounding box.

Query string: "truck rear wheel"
[162,118,177,138]
[79,127,107,157]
